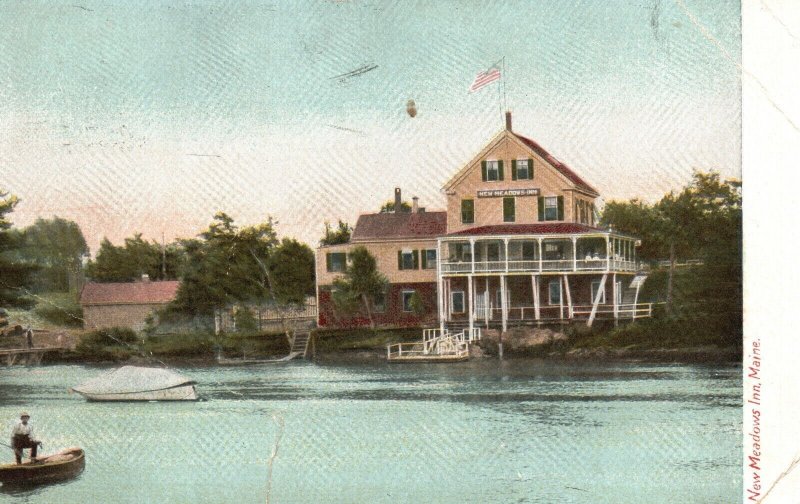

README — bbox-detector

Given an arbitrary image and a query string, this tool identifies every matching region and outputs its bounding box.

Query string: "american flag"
[468,63,501,93]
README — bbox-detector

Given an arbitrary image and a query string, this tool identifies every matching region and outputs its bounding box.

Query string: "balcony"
[439,233,639,275]
[440,258,638,274]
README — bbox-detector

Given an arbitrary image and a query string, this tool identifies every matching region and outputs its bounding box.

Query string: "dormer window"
[481,160,504,181]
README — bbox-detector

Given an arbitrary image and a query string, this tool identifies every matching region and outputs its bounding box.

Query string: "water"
[0,360,741,503]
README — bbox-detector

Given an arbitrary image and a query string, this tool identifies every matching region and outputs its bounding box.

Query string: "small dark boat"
[0,447,85,486]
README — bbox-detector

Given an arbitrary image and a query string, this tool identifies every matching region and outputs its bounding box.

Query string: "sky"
[0,0,741,253]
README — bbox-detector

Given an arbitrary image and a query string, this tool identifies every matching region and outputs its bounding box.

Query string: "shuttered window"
[422,249,437,269]
[540,196,565,221]
[512,159,533,180]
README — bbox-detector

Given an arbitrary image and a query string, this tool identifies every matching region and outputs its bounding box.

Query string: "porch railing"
[477,303,653,321]
[440,259,638,274]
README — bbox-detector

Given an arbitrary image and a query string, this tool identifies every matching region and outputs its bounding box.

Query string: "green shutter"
[537,197,545,221]
[421,250,428,269]
[528,158,534,179]
[511,160,517,181]
[413,250,419,269]
[397,251,403,270]
[326,253,332,272]
[498,160,504,180]
[557,196,564,220]
[503,197,515,222]
[481,161,487,181]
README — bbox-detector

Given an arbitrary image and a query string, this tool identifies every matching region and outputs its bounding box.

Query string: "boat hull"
[0,448,85,486]
[74,383,198,401]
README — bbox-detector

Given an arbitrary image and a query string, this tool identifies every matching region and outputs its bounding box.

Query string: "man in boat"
[11,412,41,464]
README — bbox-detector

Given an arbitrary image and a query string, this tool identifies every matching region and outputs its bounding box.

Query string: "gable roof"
[513,133,599,196]
[441,129,599,197]
[350,211,447,242]
[80,280,180,306]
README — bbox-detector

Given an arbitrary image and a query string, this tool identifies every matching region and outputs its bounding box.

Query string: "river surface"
[0,360,741,503]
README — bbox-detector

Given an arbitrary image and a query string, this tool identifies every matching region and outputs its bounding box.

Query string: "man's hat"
[20,412,29,418]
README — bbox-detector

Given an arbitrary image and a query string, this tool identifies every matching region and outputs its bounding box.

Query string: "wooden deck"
[0,346,69,366]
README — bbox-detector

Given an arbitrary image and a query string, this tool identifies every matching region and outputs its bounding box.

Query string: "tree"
[332,246,387,328]
[319,220,352,246]
[0,190,36,308]
[601,170,741,332]
[86,234,182,282]
[171,213,279,318]
[379,200,411,213]
[17,217,89,293]
[268,238,315,305]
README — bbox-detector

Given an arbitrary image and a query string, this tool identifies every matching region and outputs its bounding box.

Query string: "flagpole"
[502,57,508,114]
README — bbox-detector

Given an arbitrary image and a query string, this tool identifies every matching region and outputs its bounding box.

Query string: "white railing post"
[606,235,611,272]
[538,238,543,273]
[572,236,577,272]
[504,238,509,273]
[470,238,476,275]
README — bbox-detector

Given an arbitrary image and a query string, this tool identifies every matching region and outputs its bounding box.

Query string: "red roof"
[514,134,599,196]
[446,223,606,237]
[351,211,447,241]
[80,281,180,306]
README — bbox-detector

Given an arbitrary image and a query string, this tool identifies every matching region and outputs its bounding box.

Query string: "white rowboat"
[71,366,198,401]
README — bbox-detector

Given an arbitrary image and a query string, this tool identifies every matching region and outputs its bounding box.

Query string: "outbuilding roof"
[445,223,607,237]
[80,280,180,306]
[350,211,447,242]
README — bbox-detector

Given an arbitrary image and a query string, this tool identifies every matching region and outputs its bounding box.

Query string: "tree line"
[0,190,316,320]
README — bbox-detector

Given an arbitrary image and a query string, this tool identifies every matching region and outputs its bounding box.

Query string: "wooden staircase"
[290,332,311,359]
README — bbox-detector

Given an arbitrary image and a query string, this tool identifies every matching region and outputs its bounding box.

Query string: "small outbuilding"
[79,277,179,332]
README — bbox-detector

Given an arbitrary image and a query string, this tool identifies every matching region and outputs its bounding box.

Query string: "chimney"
[394,187,402,213]
[505,111,512,131]
[412,196,419,213]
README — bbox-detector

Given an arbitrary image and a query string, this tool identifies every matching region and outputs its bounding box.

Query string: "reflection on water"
[0,360,741,504]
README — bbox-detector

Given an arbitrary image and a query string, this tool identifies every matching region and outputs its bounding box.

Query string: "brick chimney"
[412,196,419,213]
[505,111,512,131]
[394,187,402,213]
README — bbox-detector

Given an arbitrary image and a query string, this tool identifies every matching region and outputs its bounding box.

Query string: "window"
[544,243,564,260]
[486,243,501,262]
[513,159,533,180]
[548,280,562,305]
[373,289,387,313]
[401,290,415,312]
[503,197,515,222]
[495,289,510,308]
[522,241,536,260]
[590,280,606,304]
[451,291,465,313]
[422,249,437,269]
[461,199,474,224]
[484,160,500,181]
[544,197,559,221]
[326,252,347,272]
[398,249,419,270]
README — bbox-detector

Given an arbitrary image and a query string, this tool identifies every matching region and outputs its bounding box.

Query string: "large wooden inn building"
[316,113,651,332]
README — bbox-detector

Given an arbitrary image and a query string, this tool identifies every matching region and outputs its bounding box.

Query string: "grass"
[72,328,291,362]
[313,327,423,352]
[5,291,83,330]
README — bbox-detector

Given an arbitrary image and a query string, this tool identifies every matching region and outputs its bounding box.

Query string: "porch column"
[563,274,573,319]
[484,277,490,326]
[605,235,611,272]
[469,238,476,274]
[504,238,509,273]
[572,236,578,272]
[613,272,619,324]
[437,239,445,332]
[500,275,508,332]
[588,273,607,327]
[559,278,564,320]
[446,279,451,322]
[537,238,543,272]
[467,274,474,333]
[531,274,540,321]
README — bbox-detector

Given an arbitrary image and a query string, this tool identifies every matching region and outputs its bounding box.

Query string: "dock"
[0,346,69,366]
[386,328,480,363]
